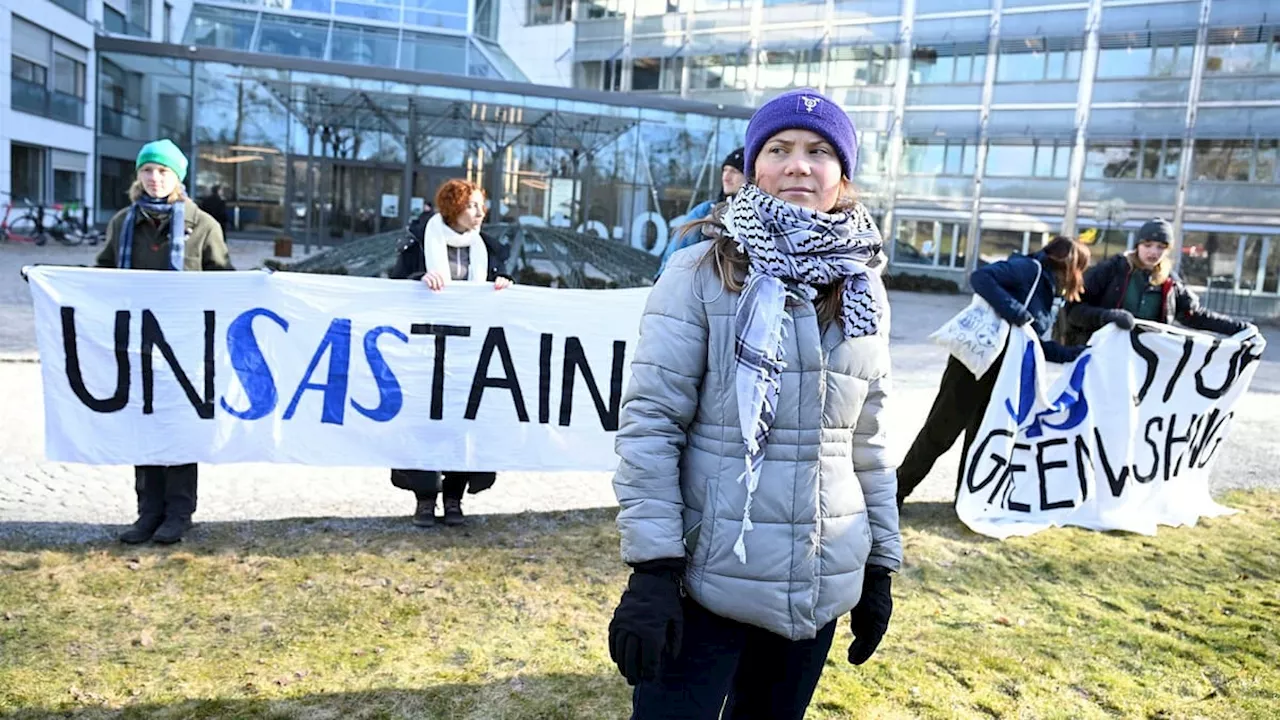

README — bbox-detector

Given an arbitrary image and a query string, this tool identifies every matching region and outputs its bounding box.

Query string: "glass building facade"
[563,0,1280,309]
[93,37,751,254]
[184,0,524,80]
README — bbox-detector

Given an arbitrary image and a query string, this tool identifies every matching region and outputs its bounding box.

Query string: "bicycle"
[0,196,100,246]
[0,193,46,245]
[44,203,102,246]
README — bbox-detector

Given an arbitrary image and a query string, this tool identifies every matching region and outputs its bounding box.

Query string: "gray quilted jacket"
[613,241,903,641]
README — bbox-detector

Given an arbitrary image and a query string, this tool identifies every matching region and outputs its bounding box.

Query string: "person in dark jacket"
[95,139,234,544]
[1060,218,1256,346]
[388,179,511,527]
[896,236,1089,508]
[654,147,746,279]
[198,184,229,232]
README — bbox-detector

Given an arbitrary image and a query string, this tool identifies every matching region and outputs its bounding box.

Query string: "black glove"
[608,558,684,685]
[1101,309,1135,330]
[1011,310,1033,327]
[848,565,893,665]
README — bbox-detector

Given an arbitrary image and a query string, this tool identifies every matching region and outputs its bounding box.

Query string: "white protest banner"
[956,322,1266,538]
[26,267,648,471]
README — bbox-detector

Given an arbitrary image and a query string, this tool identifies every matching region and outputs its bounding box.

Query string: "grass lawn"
[1,491,1277,719]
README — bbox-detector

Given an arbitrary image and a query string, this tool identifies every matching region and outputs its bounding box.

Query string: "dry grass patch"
[1,492,1278,719]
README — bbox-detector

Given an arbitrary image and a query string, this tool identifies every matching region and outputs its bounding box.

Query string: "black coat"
[1061,253,1247,346]
[389,222,510,282]
[969,251,1083,364]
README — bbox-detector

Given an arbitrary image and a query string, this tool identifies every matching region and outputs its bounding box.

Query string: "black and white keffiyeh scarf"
[723,182,885,562]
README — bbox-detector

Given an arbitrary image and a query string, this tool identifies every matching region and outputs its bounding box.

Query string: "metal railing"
[10,77,84,125]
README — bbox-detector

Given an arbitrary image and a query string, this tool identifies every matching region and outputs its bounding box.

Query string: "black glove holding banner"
[608,558,685,685]
[1102,309,1136,330]
[848,565,893,665]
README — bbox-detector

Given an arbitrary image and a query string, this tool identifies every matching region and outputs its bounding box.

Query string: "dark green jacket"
[95,197,233,271]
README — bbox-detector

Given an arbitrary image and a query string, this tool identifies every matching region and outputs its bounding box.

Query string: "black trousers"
[389,470,495,500]
[133,464,198,519]
[896,354,1001,503]
[630,598,838,720]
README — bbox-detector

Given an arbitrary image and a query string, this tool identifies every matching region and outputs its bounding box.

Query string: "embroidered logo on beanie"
[799,96,821,113]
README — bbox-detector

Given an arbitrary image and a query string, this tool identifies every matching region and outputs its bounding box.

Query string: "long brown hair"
[1126,248,1172,286]
[696,179,861,326]
[1041,235,1090,302]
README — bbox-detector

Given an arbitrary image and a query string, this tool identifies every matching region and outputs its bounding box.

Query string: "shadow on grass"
[0,673,630,720]
[0,507,621,558]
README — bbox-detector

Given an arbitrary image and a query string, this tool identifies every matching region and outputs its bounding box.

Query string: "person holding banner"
[895,236,1090,509]
[94,138,233,545]
[1060,218,1257,346]
[655,147,746,280]
[388,179,512,527]
[608,88,901,719]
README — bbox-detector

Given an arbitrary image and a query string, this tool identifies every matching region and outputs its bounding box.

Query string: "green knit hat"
[136,139,188,181]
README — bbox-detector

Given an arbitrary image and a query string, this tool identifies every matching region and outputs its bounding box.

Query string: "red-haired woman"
[388,179,512,527]
[896,236,1091,507]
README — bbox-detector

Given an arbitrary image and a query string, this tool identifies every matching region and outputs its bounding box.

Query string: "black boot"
[413,493,437,528]
[442,496,465,527]
[152,464,198,545]
[119,466,166,544]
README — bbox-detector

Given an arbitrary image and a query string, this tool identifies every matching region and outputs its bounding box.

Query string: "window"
[100,58,146,138]
[1032,140,1071,178]
[985,144,1036,177]
[1193,139,1280,183]
[630,57,683,92]
[1084,139,1181,180]
[11,56,48,86]
[52,54,85,98]
[911,43,986,84]
[632,58,661,91]
[901,140,974,176]
[576,59,624,92]
[99,156,132,217]
[997,37,1083,82]
[1204,27,1273,75]
[1097,32,1195,79]
[528,0,572,24]
[52,0,88,18]
[827,45,895,87]
[581,0,623,18]
[104,6,126,33]
[687,53,750,91]
[257,16,329,59]
[10,144,46,204]
[128,0,151,35]
[54,170,84,204]
[1085,142,1138,179]
[758,49,821,89]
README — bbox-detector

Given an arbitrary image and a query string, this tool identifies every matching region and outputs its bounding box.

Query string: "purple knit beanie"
[744,88,858,181]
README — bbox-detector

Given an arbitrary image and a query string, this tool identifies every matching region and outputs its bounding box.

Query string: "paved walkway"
[2,241,1277,542]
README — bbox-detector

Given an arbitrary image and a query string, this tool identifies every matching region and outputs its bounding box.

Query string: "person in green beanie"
[96,138,233,545]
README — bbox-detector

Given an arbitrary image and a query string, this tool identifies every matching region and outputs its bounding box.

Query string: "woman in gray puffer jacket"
[608,88,903,720]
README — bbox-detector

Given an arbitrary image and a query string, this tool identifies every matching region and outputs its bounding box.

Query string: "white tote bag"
[929,260,1042,378]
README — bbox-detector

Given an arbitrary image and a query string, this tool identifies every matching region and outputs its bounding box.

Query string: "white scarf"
[423,213,489,282]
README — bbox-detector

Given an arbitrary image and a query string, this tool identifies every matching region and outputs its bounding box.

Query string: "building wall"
[1,0,191,223]
[496,0,575,86]
[556,0,1280,303]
